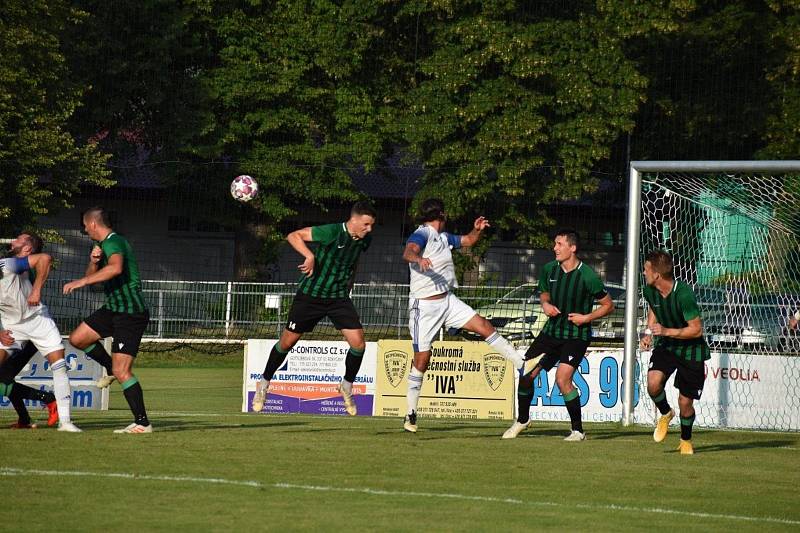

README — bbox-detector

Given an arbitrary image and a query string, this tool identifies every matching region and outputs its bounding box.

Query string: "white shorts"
[0,313,64,356]
[409,293,476,352]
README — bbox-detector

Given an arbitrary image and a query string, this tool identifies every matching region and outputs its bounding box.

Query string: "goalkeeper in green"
[640,251,710,455]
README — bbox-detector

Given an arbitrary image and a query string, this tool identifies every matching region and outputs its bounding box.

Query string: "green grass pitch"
[0,353,798,531]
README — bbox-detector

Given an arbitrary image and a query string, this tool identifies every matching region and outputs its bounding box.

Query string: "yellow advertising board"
[375,340,515,420]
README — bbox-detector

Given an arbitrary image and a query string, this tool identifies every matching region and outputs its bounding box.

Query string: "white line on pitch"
[1,466,798,526]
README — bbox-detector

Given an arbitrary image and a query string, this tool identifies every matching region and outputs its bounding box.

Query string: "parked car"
[698,287,800,352]
[461,282,630,345]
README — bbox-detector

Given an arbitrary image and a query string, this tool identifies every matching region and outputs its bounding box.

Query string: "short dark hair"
[417,198,446,223]
[83,206,113,228]
[22,232,43,254]
[645,250,674,280]
[351,200,377,219]
[554,228,579,248]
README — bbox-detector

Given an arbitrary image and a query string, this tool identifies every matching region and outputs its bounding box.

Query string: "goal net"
[624,161,800,431]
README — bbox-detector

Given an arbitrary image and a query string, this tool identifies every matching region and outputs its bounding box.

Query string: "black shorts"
[0,341,38,380]
[85,307,150,357]
[648,346,705,400]
[285,293,362,333]
[524,333,590,371]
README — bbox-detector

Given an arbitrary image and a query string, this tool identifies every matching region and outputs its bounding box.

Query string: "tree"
[627,1,781,163]
[0,1,110,235]
[66,0,213,162]
[191,1,400,208]
[182,0,405,276]
[760,0,800,158]
[391,0,693,245]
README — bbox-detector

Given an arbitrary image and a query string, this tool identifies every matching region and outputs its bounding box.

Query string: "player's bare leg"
[253,329,301,412]
[677,394,696,454]
[69,323,114,387]
[503,351,546,439]
[338,328,365,416]
[461,315,524,370]
[45,349,81,432]
[404,351,431,433]
[648,370,674,442]
[557,365,585,441]
[112,353,152,433]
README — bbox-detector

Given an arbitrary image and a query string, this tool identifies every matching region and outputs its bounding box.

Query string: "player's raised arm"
[24,253,52,306]
[63,253,123,295]
[84,245,103,276]
[403,242,431,272]
[460,216,490,248]
[287,227,315,277]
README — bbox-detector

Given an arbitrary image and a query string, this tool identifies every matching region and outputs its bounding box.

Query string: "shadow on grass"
[70,419,308,432]
[584,429,650,440]
[678,439,797,454]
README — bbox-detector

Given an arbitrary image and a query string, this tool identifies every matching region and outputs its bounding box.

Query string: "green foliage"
[0,0,110,234]
[189,1,399,226]
[760,1,800,158]
[627,0,799,161]
[4,0,800,255]
[393,1,686,243]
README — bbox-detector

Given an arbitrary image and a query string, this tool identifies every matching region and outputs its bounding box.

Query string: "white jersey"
[0,256,45,325]
[407,225,462,299]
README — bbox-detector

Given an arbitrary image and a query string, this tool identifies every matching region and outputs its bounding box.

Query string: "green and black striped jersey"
[297,223,371,299]
[643,280,710,361]
[539,260,607,341]
[96,232,147,314]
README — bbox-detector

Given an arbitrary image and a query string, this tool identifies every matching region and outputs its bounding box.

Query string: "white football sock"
[50,358,72,423]
[340,379,353,394]
[486,331,523,370]
[407,367,424,414]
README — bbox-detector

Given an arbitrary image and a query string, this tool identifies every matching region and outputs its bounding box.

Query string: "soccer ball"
[231,175,259,202]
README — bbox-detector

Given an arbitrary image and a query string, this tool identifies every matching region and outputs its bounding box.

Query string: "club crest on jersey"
[384,350,408,388]
[483,352,506,391]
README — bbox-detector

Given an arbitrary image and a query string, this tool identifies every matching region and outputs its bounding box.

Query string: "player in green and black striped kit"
[252,201,377,417]
[640,250,710,455]
[63,206,152,433]
[503,229,614,441]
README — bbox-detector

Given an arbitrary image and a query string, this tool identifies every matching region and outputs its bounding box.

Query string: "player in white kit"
[401,199,531,432]
[0,233,81,432]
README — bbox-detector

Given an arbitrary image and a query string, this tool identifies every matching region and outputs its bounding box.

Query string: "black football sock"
[563,389,583,433]
[680,414,695,440]
[85,343,113,375]
[343,346,365,383]
[6,384,31,425]
[517,375,534,423]
[262,343,290,382]
[650,390,672,415]
[122,376,150,426]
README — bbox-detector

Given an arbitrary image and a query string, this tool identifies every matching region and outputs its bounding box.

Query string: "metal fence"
[137,280,525,342]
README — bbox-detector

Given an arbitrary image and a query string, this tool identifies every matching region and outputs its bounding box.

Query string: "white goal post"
[622,160,800,428]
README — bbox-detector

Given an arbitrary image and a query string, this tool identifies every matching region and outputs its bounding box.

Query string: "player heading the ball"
[251,201,377,417]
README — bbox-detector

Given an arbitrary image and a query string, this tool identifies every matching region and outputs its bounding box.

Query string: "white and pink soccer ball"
[230,175,259,202]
